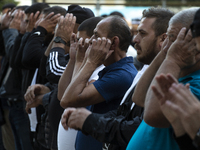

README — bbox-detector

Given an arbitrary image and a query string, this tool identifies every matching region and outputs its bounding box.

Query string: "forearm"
[44,37,54,57]
[144,58,181,127]
[60,61,97,108]
[82,113,143,147]
[133,50,166,107]
[57,59,75,100]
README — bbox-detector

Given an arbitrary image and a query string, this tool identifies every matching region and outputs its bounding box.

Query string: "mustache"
[134,43,141,50]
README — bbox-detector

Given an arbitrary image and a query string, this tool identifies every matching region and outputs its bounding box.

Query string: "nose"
[133,33,139,43]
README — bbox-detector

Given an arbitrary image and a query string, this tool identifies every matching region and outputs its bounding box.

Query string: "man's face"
[133,17,160,64]
[89,18,109,43]
[77,30,90,42]
[166,23,183,43]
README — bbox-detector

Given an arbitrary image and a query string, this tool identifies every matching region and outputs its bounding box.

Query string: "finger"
[184,29,193,42]
[91,39,97,47]
[61,114,68,130]
[166,73,178,84]
[105,39,112,50]
[58,15,64,26]
[6,8,12,15]
[70,33,76,44]
[68,13,73,24]
[165,100,185,119]
[185,83,190,89]
[25,104,31,114]
[152,85,165,105]
[51,13,61,23]
[72,16,76,27]
[34,11,40,21]
[99,37,107,50]
[155,74,171,93]
[78,38,83,49]
[84,38,89,50]
[64,13,70,24]
[169,83,190,106]
[29,13,34,23]
[177,27,187,41]
[45,12,54,19]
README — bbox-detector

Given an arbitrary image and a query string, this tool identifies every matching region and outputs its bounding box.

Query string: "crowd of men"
[0,2,200,150]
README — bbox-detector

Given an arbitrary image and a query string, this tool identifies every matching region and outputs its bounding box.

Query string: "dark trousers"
[2,98,33,150]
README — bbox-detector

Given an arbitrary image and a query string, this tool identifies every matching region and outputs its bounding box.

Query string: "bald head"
[105,15,131,52]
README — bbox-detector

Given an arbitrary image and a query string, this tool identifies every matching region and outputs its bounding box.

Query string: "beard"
[136,37,159,65]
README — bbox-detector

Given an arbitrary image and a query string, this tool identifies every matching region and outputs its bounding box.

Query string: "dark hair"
[67,4,94,24]
[15,5,29,11]
[42,6,67,16]
[101,14,108,18]
[2,3,16,11]
[110,11,124,18]
[106,15,131,52]
[24,3,49,14]
[142,7,174,37]
[78,17,103,37]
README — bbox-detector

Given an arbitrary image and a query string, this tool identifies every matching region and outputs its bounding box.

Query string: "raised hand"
[38,12,61,33]
[55,13,76,43]
[20,14,27,34]
[167,83,200,139]
[152,73,186,137]
[9,10,24,31]
[161,36,172,54]
[86,37,114,67]
[1,10,12,30]
[76,37,90,63]
[26,11,40,32]
[166,27,197,69]
[68,33,77,60]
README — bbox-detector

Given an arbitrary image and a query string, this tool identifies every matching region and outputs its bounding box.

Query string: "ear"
[110,36,119,50]
[158,33,167,48]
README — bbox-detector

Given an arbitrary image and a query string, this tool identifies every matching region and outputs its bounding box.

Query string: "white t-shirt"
[57,65,105,150]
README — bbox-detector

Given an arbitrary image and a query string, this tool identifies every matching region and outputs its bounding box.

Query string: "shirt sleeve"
[93,68,136,102]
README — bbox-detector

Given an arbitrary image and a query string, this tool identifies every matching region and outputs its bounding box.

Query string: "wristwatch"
[53,37,66,45]
[193,128,200,148]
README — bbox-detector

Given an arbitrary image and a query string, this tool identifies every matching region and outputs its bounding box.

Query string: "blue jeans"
[8,100,33,150]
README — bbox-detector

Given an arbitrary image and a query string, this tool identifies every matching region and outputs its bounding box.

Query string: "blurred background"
[0,0,199,30]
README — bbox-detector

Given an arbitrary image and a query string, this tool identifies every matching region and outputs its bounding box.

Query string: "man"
[59,15,137,150]
[127,8,200,150]
[0,6,33,150]
[24,16,102,150]
[61,7,173,150]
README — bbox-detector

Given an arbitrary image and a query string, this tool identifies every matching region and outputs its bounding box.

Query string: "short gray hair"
[169,8,198,28]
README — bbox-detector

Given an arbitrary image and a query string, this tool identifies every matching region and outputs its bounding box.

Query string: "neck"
[103,49,126,66]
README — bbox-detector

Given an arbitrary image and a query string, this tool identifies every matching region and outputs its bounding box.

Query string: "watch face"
[54,37,66,45]
[54,37,61,42]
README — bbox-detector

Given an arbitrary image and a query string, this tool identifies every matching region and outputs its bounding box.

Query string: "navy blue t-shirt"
[75,56,138,150]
